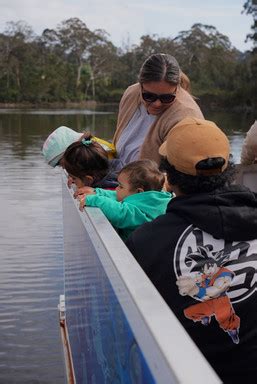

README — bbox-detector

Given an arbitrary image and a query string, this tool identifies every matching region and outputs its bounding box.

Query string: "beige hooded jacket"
[113,83,204,165]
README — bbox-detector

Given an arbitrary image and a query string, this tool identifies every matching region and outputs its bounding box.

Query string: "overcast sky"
[0,0,253,52]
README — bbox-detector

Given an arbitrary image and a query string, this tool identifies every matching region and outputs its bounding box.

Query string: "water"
[0,108,117,384]
[0,106,255,383]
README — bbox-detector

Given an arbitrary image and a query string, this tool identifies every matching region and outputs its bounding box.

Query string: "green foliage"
[242,0,257,44]
[0,18,256,110]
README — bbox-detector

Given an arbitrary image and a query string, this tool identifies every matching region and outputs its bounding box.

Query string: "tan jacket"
[113,83,204,164]
[241,121,257,165]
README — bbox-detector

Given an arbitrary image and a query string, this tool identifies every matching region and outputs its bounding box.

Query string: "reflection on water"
[0,108,114,115]
[0,107,118,145]
[0,106,255,382]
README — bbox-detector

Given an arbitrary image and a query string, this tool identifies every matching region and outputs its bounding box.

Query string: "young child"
[63,132,118,190]
[42,125,116,167]
[78,160,172,240]
[62,132,117,193]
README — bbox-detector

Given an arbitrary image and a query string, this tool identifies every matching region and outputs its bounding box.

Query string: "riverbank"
[0,99,255,115]
[0,100,99,109]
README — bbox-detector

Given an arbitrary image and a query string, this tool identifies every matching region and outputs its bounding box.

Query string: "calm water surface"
[0,106,255,383]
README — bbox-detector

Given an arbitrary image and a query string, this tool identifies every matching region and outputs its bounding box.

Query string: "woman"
[112,53,204,170]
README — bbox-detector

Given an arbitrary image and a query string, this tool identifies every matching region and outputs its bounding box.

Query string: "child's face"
[116,172,137,202]
[67,173,85,189]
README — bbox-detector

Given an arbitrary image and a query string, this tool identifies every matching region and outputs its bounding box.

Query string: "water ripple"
[0,141,65,382]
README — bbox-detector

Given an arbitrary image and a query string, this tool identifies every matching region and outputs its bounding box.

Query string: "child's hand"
[67,176,73,188]
[74,186,95,199]
[79,196,86,212]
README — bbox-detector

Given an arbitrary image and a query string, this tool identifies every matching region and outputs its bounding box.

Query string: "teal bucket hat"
[42,126,82,167]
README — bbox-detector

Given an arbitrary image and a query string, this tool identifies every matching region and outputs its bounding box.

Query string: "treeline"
[0,18,256,109]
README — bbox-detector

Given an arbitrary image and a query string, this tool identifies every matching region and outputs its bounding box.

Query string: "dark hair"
[160,158,236,194]
[119,159,165,192]
[138,53,180,85]
[63,132,109,185]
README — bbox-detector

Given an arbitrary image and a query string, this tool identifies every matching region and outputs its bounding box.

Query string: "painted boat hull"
[60,174,220,384]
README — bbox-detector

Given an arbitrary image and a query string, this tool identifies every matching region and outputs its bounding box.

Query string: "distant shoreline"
[0,101,101,109]
[0,100,255,114]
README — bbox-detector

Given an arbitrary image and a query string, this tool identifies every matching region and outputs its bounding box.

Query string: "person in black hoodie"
[126,117,257,383]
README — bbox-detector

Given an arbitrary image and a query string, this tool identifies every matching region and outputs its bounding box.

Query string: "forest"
[0,1,256,110]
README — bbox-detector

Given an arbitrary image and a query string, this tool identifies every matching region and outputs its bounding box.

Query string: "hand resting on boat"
[74,186,95,199]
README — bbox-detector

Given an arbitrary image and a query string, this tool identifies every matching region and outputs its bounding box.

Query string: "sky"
[0,0,254,52]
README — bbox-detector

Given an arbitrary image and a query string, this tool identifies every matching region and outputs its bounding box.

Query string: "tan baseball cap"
[159,117,230,176]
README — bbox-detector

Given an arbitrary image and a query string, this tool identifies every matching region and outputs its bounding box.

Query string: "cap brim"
[48,153,64,167]
[159,141,167,157]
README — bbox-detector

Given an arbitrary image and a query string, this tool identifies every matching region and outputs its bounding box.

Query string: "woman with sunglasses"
[112,53,204,171]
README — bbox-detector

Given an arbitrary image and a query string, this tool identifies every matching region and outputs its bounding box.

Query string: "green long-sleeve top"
[86,188,172,241]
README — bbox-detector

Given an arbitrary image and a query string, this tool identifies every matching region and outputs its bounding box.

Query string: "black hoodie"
[126,185,257,383]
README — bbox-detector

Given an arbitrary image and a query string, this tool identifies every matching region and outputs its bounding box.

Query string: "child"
[43,126,82,167]
[78,160,172,240]
[42,125,116,167]
[63,132,118,190]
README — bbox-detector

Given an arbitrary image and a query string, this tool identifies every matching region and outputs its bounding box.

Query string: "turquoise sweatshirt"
[86,188,172,240]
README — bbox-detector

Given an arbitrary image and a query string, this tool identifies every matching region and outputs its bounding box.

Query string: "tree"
[0,21,36,101]
[115,34,179,90]
[39,28,74,102]
[0,17,255,108]
[173,23,240,100]
[83,29,118,100]
[242,1,257,106]
[42,18,116,100]
[242,0,257,45]
[55,18,95,90]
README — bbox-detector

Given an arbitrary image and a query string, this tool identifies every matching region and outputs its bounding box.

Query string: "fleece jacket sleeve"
[85,194,138,229]
[94,188,117,199]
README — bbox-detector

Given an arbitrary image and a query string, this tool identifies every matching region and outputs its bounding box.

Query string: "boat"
[59,164,257,383]
[59,173,221,384]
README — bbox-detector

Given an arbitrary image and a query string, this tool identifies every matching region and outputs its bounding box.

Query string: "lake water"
[0,106,255,383]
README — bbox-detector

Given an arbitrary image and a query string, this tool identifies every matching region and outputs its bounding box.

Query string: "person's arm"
[79,188,117,211]
[93,188,117,199]
[74,186,95,199]
[85,195,137,229]
[241,121,257,165]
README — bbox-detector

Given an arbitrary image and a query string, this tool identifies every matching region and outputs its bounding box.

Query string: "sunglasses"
[141,90,176,104]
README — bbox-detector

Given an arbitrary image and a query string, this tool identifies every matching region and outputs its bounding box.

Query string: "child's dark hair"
[119,160,165,191]
[63,132,109,185]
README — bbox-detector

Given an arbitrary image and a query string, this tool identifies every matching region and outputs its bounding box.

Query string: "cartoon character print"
[176,246,240,344]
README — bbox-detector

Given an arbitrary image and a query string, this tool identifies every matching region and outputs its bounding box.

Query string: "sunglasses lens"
[142,92,157,102]
[142,91,176,104]
[159,94,176,103]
